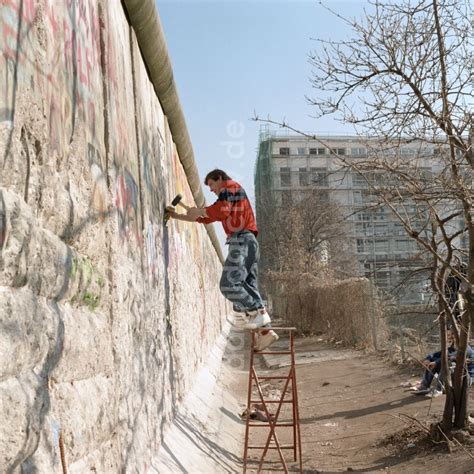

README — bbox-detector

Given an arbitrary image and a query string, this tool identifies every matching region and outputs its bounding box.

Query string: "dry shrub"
[265,272,387,349]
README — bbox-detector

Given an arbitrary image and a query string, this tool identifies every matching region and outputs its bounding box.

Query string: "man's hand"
[165,206,207,223]
[422,359,436,370]
[166,210,179,219]
[166,209,199,222]
[186,207,206,220]
[165,206,178,219]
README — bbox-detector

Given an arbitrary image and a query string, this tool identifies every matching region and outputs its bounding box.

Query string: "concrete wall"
[0,0,226,471]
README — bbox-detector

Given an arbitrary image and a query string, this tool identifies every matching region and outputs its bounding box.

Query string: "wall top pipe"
[122,0,224,263]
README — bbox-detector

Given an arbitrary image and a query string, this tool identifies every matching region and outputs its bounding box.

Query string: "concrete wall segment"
[0,0,227,470]
[0,287,58,381]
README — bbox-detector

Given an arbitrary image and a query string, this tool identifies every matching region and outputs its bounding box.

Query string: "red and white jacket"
[197,179,258,237]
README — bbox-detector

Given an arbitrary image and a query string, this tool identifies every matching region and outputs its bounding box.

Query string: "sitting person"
[414,329,473,396]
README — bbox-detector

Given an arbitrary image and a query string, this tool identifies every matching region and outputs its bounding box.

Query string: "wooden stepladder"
[242,327,303,473]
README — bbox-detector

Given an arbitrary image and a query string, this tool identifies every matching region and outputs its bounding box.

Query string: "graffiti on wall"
[115,170,141,245]
[0,1,226,469]
[141,130,164,216]
[0,0,103,155]
[141,129,166,281]
[1,0,108,240]
[105,4,135,166]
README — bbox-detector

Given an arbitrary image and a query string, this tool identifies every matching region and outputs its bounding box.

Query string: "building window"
[375,271,390,288]
[352,173,367,187]
[356,222,372,234]
[310,168,328,187]
[336,148,346,155]
[374,239,388,252]
[395,239,412,251]
[297,147,306,155]
[351,147,366,156]
[310,147,326,155]
[280,167,291,187]
[279,147,290,155]
[358,212,371,221]
[373,208,387,221]
[299,168,309,186]
[353,191,362,204]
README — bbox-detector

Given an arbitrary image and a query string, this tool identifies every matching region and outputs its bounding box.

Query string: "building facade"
[254,127,466,305]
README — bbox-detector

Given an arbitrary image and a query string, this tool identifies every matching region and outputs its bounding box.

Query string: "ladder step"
[256,376,293,380]
[255,351,292,355]
[250,400,294,404]
[247,445,295,450]
[248,423,295,427]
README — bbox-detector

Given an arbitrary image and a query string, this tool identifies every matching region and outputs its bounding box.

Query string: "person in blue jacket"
[415,329,473,394]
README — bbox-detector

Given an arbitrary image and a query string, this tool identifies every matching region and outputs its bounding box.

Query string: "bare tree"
[257,0,472,432]
[258,187,355,278]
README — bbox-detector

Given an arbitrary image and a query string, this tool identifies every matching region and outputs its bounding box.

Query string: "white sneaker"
[255,330,279,352]
[426,389,442,398]
[244,308,271,329]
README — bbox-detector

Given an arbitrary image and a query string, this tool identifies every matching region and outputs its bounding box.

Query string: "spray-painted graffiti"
[115,170,141,245]
[0,0,227,470]
[0,0,103,156]
[104,4,134,169]
[1,0,37,63]
[141,130,163,216]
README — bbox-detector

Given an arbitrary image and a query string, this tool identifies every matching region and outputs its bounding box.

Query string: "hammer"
[164,194,191,225]
[171,194,191,211]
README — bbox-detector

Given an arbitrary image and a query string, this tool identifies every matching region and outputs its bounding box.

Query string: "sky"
[157,0,369,240]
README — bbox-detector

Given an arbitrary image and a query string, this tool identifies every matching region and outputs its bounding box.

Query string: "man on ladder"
[166,168,279,352]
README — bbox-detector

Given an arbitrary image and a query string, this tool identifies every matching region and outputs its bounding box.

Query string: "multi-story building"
[254,127,466,305]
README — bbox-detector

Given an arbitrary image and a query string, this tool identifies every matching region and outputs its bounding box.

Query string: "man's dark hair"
[204,169,231,184]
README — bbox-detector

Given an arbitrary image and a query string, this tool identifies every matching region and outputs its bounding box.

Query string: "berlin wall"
[0,0,227,470]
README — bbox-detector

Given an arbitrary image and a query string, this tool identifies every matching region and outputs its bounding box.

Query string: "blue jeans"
[219,231,264,312]
[422,359,443,390]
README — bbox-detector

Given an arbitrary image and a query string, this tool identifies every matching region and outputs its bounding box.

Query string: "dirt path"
[233,332,474,473]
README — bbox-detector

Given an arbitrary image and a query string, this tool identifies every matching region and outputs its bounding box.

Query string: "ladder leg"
[242,327,302,473]
[291,332,298,462]
[290,331,303,472]
[243,330,256,473]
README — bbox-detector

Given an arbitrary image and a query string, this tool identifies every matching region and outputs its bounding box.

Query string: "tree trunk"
[454,374,469,429]
[439,310,454,430]
[453,202,473,428]
[443,385,455,431]
[453,284,472,428]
